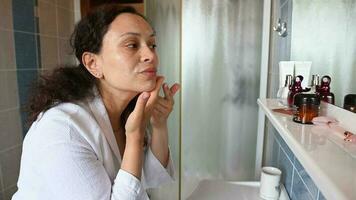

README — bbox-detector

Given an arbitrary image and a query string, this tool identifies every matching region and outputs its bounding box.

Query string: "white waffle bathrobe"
[12,92,174,200]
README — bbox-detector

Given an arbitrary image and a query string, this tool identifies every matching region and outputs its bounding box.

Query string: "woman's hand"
[145,76,180,129]
[150,82,180,128]
[144,76,180,167]
[125,92,150,143]
[122,92,151,179]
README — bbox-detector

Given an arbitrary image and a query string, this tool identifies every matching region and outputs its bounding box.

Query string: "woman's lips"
[140,68,157,77]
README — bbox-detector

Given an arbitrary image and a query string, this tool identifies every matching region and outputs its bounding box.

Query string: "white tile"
[40,35,59,69]
[0,109,22,152]
[0,71,18,111]
[0,162,4,194]
[58,38,76,66]
[38,0,57,36]
[6,72,20,109]
[0,30,16,70]
[0,146,22,189]
[0,0,13,30]
[3,185,17,200]
[57,7,74,38]
[0,72,7,110]
[39,0,56,4]
[57,0,74,11]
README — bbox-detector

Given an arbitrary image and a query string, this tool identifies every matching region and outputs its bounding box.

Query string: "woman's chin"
[140,82,156,92]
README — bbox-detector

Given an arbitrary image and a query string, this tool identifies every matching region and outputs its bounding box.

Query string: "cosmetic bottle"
[287,75,304,107]
[293,93,320,124]
[278,75,293,105]
[317,75,335,104]
[308,74,320,94]
[343,94,356,113]
[294,61,312,89]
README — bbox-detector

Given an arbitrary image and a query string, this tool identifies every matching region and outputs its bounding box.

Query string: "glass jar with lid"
[293,93,321,124]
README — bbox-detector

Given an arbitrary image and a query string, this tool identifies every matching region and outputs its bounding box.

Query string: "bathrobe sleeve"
[142,147,175,189]
[113,147,175,198]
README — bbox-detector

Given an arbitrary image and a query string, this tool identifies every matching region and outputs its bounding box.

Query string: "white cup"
[260,166,282,200]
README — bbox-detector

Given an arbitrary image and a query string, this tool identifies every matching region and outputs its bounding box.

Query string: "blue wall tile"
[271,135,280,167]
[12,0,39,137]
[12,0,36,33]
[17,70,38,136]
[291,169,313,200]
[318,191,326,200]
[276,131,294,161]
[278,147,294,195]
[294,158,318,199]
[13,32,38,69]
[17,70,38,107]
[269,130,326,200]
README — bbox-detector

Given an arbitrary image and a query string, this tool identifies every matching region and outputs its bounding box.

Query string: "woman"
[12,5,179,200]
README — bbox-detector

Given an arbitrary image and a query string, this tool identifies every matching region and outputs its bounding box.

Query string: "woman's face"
[97,13,158,93]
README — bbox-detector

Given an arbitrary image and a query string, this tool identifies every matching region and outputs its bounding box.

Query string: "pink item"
[344,132,356,142]
[312,116,356,143]
[311,116,338,126]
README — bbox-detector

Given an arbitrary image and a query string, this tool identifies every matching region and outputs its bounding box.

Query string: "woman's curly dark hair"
[27,5,148,126]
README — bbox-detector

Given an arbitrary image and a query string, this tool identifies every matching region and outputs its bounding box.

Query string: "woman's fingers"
[134,92,150,119]
[125,92,150,133]
[148,80,180,127]
[157,98,170,109]
[154,103,170,115]
[162,83,172,101]
[153,107,165,115]
[170,83,180,96]
[163,83,180,100]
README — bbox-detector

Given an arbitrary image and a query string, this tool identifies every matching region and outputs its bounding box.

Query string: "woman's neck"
[98,83,138,132]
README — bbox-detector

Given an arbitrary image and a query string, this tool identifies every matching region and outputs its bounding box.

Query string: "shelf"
[258,99,356,200]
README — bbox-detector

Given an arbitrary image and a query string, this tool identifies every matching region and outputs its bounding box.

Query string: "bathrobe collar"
[88,87,122,162]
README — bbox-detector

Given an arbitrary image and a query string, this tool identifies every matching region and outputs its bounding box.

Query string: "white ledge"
[258,99,356,200]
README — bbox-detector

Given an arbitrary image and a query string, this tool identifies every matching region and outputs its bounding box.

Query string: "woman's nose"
[140,46,156,63]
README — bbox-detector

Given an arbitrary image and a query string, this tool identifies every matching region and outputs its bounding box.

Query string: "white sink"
[186,180,290,200]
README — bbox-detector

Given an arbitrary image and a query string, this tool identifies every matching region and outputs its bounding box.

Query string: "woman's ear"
[82,52,103,78]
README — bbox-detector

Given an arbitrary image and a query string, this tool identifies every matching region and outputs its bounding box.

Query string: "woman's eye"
[127,43,138,48]
[149,44,157,49]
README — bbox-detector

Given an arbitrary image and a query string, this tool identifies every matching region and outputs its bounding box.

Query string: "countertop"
[258,99,356,200]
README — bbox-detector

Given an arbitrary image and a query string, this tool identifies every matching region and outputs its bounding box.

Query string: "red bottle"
[287,75,304,107]
[317,75,335,104]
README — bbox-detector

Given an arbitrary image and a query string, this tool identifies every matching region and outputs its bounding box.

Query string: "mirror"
[271,0,356,110]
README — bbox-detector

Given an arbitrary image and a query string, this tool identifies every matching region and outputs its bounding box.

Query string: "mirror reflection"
[273,0,356,109]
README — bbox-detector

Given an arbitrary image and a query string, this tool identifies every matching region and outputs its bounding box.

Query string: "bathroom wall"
[267,0,292,98]
[0,0,78,199]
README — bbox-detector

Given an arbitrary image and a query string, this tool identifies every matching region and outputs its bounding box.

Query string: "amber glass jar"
[293,93,320,124]
[344,94,356,113]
